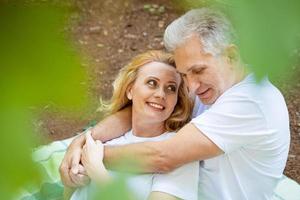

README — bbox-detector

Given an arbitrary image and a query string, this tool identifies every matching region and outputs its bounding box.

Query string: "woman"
[69,51,199,200]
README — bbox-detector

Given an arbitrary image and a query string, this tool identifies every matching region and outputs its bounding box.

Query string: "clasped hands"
[59,129,107,188]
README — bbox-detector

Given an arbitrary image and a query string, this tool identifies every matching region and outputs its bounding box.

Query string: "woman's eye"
[167,85,177,92]
[147,80,157,87]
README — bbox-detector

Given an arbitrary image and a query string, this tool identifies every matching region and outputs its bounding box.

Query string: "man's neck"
[233,63,249,85]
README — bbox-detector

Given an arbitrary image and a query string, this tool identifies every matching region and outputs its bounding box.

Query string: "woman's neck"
[131,113,165,137]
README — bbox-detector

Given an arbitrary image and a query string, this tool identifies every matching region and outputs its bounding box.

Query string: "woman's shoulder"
[104,130,132,145]
[105,130,176,145]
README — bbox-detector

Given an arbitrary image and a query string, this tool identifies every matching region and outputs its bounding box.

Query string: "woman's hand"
[59,133,90,188]
[81,130,110,183]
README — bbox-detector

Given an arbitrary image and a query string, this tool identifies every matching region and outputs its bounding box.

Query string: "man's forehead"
[174,49,212,71]
[175,62,209,74]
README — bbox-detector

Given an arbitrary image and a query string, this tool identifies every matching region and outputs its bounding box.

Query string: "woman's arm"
[59,107,132,187]
[91,106,132,141]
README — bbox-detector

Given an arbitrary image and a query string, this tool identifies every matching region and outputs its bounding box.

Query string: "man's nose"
[186,76,201,93]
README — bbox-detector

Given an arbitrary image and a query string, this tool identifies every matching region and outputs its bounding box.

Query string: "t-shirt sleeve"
[151,161,199,200]
[191,94,270,154]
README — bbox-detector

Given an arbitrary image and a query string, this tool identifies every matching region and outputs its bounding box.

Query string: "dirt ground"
[39,0,300,183]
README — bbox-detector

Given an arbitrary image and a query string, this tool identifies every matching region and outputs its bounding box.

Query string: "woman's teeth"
[148,102,164,110]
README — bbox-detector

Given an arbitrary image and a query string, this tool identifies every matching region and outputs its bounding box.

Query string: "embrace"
[59,8,290,200]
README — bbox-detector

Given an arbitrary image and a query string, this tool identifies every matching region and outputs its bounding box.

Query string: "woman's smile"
[146,102,165,111]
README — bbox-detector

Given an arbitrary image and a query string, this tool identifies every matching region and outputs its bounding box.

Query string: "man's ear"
[224,44,239,64]
[126,85,133,100]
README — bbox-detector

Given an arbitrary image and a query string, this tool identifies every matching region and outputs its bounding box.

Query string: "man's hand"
[69,164,90,187]
[59,133,89,187]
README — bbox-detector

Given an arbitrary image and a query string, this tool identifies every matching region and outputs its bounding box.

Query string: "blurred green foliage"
[90,176,136,200]
[0,1,88,199]
[224,0,300,80]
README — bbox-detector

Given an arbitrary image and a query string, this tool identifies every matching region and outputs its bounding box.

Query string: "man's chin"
[198,96,215,105]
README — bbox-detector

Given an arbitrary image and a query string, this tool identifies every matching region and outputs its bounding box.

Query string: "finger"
[77,174,90,185]
[75,174,90,186]
[60,162,77,187]
[96,140,104,150]
[85,130,92,142]
[81,151,88,168]
[85,130,95,146]
[70,150,81,174]
[96,140,103,146]
[78,164,87,175]
[81,153,86,167]
[81,145,87,160]
[69,171,88,187]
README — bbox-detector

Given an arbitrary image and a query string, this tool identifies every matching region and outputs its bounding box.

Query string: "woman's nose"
[154,87,166,99]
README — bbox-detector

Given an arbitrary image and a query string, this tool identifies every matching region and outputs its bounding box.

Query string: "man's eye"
[193,68,204,74]
[147,80,157,87]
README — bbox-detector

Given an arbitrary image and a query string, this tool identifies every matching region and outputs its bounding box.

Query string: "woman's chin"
[142,113,167,124]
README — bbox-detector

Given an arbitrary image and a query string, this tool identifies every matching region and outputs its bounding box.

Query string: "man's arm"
[148,192,179,200]
[104,123,223,173]
[59,107,132,187]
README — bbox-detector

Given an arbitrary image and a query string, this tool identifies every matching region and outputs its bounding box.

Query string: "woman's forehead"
[138,61,181,82]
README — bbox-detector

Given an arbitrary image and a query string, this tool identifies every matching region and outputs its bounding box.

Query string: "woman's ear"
[126,85,133,100]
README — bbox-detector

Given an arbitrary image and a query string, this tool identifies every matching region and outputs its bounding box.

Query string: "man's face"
[174,35,235,105]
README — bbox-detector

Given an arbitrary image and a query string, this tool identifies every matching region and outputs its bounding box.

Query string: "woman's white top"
[71,130,199,200]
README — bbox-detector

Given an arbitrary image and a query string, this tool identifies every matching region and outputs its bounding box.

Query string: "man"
[60,8,290,199]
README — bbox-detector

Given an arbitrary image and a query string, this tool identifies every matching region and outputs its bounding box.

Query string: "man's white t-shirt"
[191,74,290,200]
[71,130,199,200]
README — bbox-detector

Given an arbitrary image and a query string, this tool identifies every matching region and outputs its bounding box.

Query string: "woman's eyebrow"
[146,76,178,84]
[145,76,159,80]
[167,81,178,85]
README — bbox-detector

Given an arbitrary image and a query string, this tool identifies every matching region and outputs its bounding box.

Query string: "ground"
[38,0,300,183]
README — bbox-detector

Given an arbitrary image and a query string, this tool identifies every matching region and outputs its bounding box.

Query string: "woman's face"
[127,61,181,124]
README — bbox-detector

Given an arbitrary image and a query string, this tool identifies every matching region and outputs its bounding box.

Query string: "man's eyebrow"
[186,64,207,73]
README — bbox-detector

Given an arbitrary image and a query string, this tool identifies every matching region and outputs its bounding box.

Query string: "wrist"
[74,127,94,145]
[86,162,107,178]
[74,134,85,145]
[93,164,110,183]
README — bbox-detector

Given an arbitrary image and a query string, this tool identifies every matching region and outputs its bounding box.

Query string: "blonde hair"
[106,50,192,131]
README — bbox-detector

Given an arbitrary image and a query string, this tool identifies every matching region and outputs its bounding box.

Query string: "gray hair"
[164,8,236,56]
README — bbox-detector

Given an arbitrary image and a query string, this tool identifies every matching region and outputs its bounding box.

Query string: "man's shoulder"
[217,74,282,105]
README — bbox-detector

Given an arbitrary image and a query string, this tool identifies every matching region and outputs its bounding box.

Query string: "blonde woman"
[69,51,199,200]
